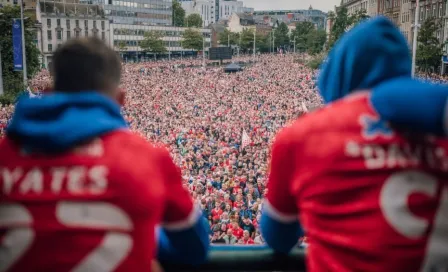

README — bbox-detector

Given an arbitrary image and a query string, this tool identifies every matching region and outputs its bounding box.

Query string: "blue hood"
[7,92,128,153]
[318,16,411,104]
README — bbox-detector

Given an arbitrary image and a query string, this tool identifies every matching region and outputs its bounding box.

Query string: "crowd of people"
[121,54,320,245]
[8,54,448,246]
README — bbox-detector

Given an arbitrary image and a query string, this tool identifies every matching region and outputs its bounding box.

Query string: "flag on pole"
[241,130,251,150]
[301,102,308,113]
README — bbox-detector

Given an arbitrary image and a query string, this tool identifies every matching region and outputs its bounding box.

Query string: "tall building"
[253,7,327,30]
[179,0,249,27]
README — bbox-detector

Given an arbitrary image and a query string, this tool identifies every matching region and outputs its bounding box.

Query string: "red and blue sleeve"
[260,128,303,254]
[156,148,210,265]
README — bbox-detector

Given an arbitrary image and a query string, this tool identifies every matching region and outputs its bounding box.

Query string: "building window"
[75,30,80,38]
[439,4,443,17]
[102,31,105,41]
[75,20,79,28]
[93,31,98,38]
[47,30,52,40]
[67,31,71,39]
[93,20,97,28]
[57,19,61,26]
[84,20,88,28]
[433,5,436,17]
[66,19,70,29]
[56,30,62,40]
[47,18,51,27]
[48,43,52,52]
[101,21,105,30]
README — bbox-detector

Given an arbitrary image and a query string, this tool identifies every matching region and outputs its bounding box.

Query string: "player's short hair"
[51,37,121,93]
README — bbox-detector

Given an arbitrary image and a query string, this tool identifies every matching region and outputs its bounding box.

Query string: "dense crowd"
[121,54,321,244]
[418,73,448,84]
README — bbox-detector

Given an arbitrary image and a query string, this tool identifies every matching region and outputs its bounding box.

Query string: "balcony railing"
[161,246,306,272]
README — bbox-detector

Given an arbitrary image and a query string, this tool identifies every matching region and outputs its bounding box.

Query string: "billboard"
[12,19,23,71]
[209,47,232,61]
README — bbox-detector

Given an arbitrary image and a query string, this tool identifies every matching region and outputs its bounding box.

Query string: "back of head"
[51,37,121,94]
[318,16,411,104]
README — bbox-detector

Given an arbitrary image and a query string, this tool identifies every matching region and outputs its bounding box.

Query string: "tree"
[140,31,167,54]
[256,33,270,53]
[328,7,369,49]
[185,13,203,28]
[218,29,239,47]
[0,5,41,103]
[274,22,290,48]
[328,7,350,48]
[182,28,203,51]
[172,0,185,27]
[416,17,444,73]
[292,21,315,53]
[350,9,369,26]
[240,28,256,52]
[306,29,327,55]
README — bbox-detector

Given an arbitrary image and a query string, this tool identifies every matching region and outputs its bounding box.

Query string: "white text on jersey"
[0,166,108,195]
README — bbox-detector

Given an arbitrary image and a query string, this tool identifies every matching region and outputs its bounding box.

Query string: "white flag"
[301,102,308,113]
[241,130,251,150]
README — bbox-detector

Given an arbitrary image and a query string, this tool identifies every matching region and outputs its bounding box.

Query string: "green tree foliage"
[140,31,167,54]
[274,22,290,48]
[218,29,239,46]
[416,17,444,73]
[350,9,369,26]
[328,7,369,49]
[182,28,203,51]
[185,13,203,28]
[291,22,326,55]
[172,0,185,27]
[291,21,314,52]
[255,33,270,53]
[306,29,327,55]
[0,5,41,103]
[240,28,256,51]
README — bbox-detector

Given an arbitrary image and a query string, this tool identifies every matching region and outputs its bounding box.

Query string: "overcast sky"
[241,0,340,12]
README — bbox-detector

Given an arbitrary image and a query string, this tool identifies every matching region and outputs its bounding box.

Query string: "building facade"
[180,0,248,27]
[36,0,111,68]
[104,0,172,26]
[341,0,370,16]
[110,24,211,61]
[253,8,327,30]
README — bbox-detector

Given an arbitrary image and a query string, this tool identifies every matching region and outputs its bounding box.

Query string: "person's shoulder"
[291,91,371,136]
[101,130,168,161]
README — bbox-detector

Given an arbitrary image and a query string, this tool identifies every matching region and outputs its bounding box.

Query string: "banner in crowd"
[12,19,23,72]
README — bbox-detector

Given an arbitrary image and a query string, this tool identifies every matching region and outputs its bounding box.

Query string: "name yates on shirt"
[1,166,108,195]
